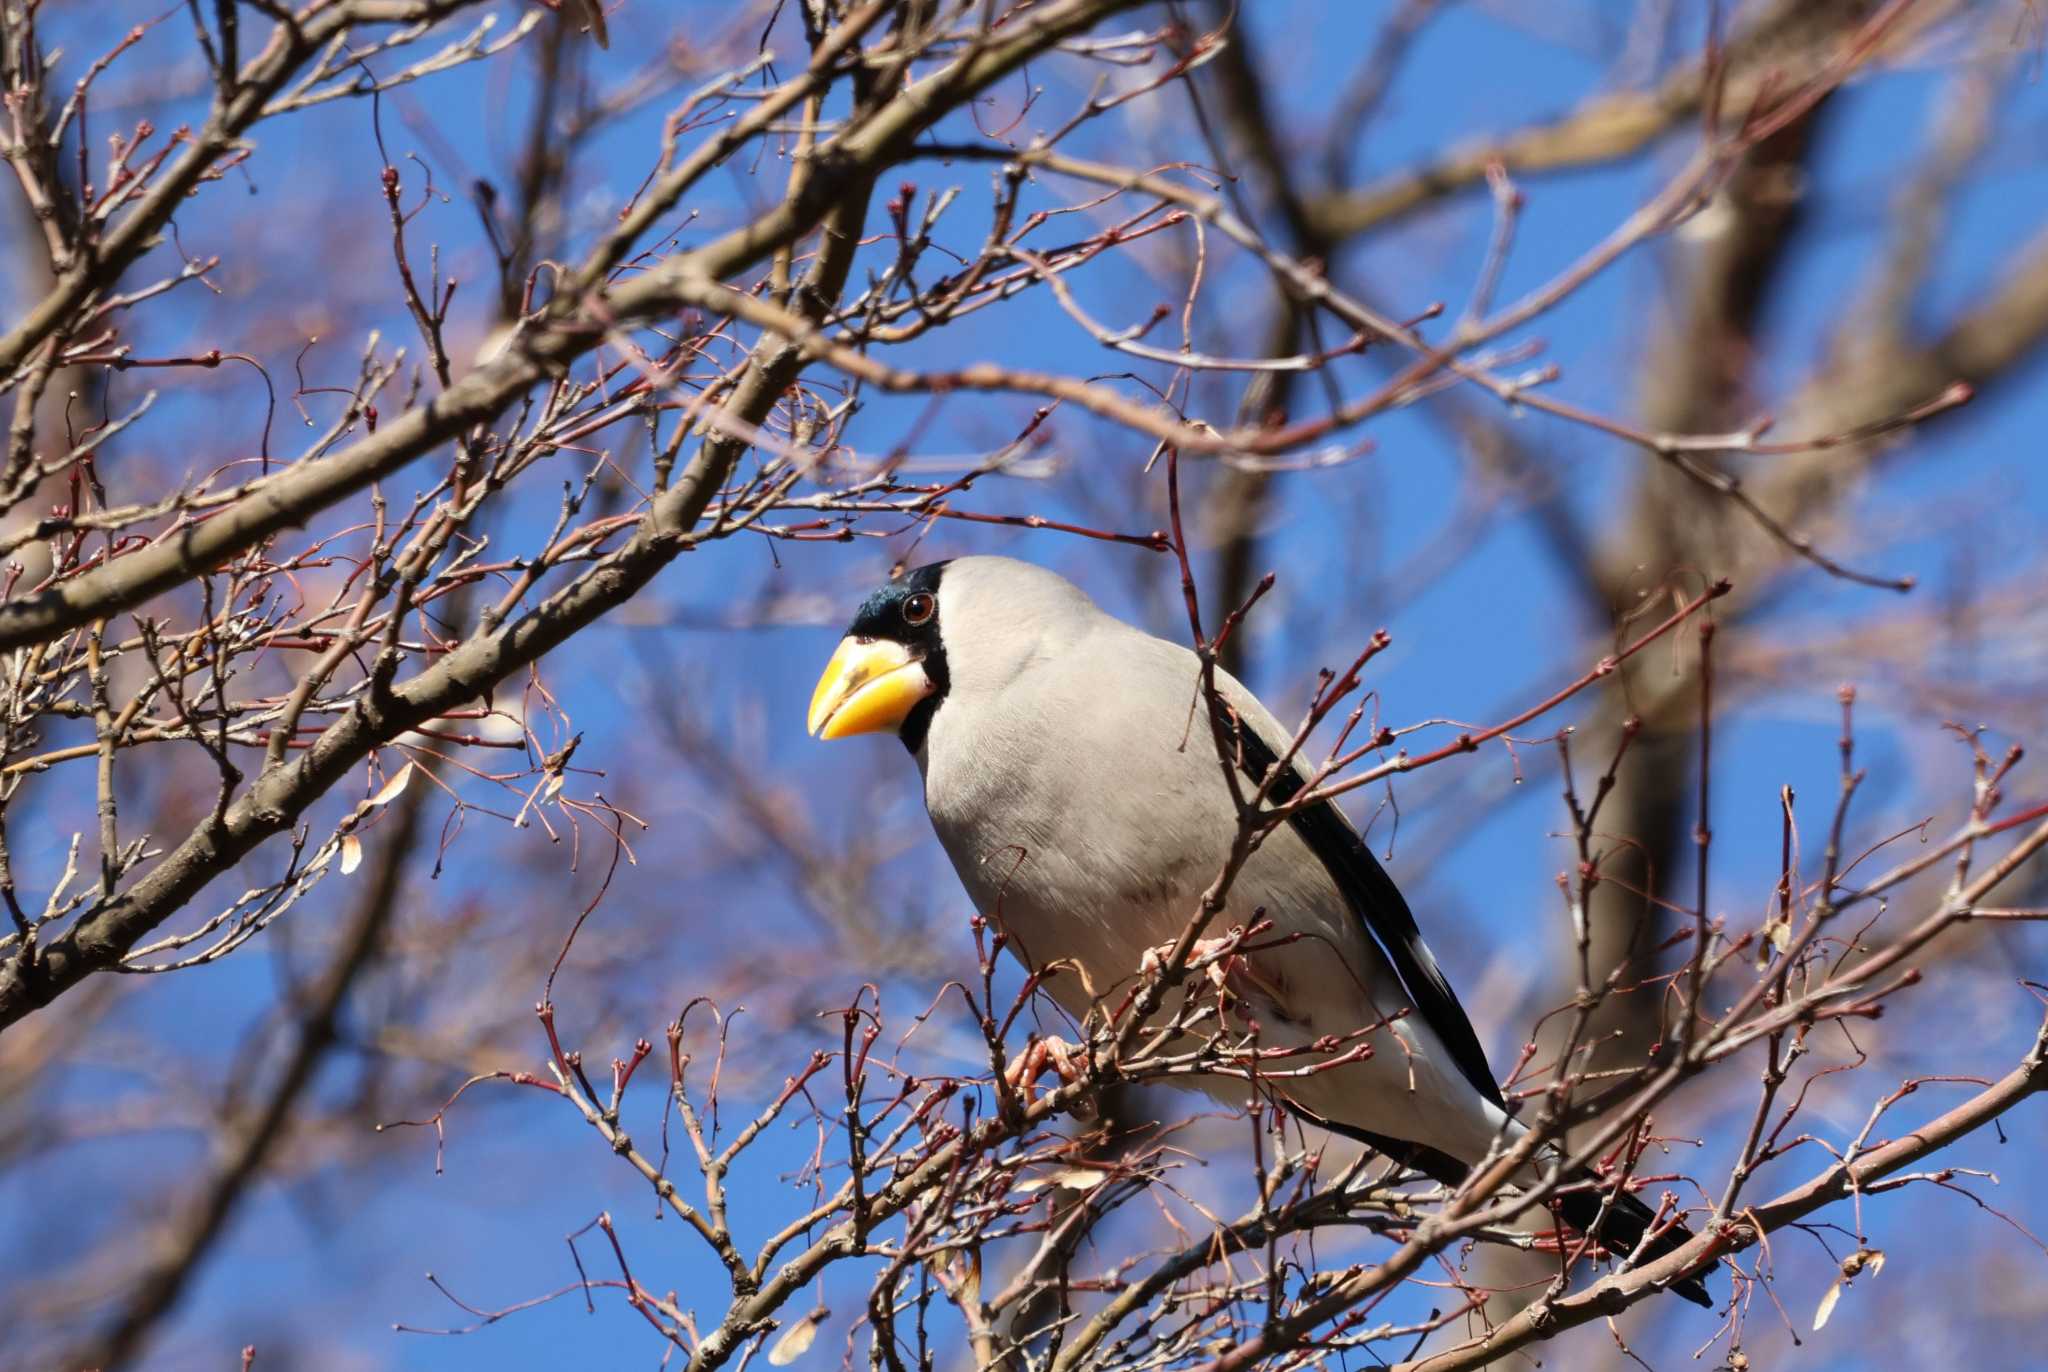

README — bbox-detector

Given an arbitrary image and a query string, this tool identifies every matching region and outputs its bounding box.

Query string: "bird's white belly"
[931,809,1191,994]
[923,772,1508,1163]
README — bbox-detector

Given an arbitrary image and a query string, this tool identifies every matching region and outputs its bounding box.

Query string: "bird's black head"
[847,560,948,645]
[809,561,952,752]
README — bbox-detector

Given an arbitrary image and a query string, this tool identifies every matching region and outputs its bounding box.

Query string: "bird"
[806,555,1711,1307]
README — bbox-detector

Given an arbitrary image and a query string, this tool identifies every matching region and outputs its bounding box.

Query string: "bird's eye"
[902,592,935,625]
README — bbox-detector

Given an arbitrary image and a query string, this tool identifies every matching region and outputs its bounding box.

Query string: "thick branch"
[0,0,1148,1033]
[1395,1015,2048,1372]
[0,0,1142,655]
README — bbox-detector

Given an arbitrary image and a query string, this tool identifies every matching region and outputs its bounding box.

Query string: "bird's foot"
[1140,931,1246,993]
[1142,931,1285,1032]
[1004,1034,1085,1102]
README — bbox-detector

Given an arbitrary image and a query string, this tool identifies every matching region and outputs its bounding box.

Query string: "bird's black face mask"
[806,561,951,752]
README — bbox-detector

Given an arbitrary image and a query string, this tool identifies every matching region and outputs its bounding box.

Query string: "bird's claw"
[1141,933,1244,992]
[1005,1034,1084,1101]
[1141,930,1293,1033]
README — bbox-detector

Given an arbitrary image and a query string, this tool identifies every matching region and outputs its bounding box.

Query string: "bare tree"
[0,2,2044,1369]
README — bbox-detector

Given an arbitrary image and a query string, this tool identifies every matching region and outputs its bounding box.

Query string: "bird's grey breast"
[919,624,1232,988]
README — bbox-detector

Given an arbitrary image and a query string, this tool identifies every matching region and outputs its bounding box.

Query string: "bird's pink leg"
[1004,1034,1084,1100]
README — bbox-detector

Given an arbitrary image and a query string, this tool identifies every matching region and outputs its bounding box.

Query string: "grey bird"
[807,556,1710,1306]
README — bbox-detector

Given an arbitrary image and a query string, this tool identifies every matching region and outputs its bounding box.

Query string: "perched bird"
[808,556,1710,1306]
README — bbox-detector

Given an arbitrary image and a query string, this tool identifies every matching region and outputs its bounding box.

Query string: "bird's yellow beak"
[808,636,933,739]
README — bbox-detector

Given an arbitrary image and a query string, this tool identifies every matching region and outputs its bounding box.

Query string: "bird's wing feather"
[1214,693,1713,1308]
[1216,700,1507,1110]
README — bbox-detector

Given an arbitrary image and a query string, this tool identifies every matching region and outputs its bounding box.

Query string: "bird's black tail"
[1303,1114,1714,1309]
[1552,1175,1713,1308]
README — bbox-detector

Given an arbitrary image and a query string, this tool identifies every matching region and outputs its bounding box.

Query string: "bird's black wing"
[1221,709,1715,1309]
[1220,709,1506,1109]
